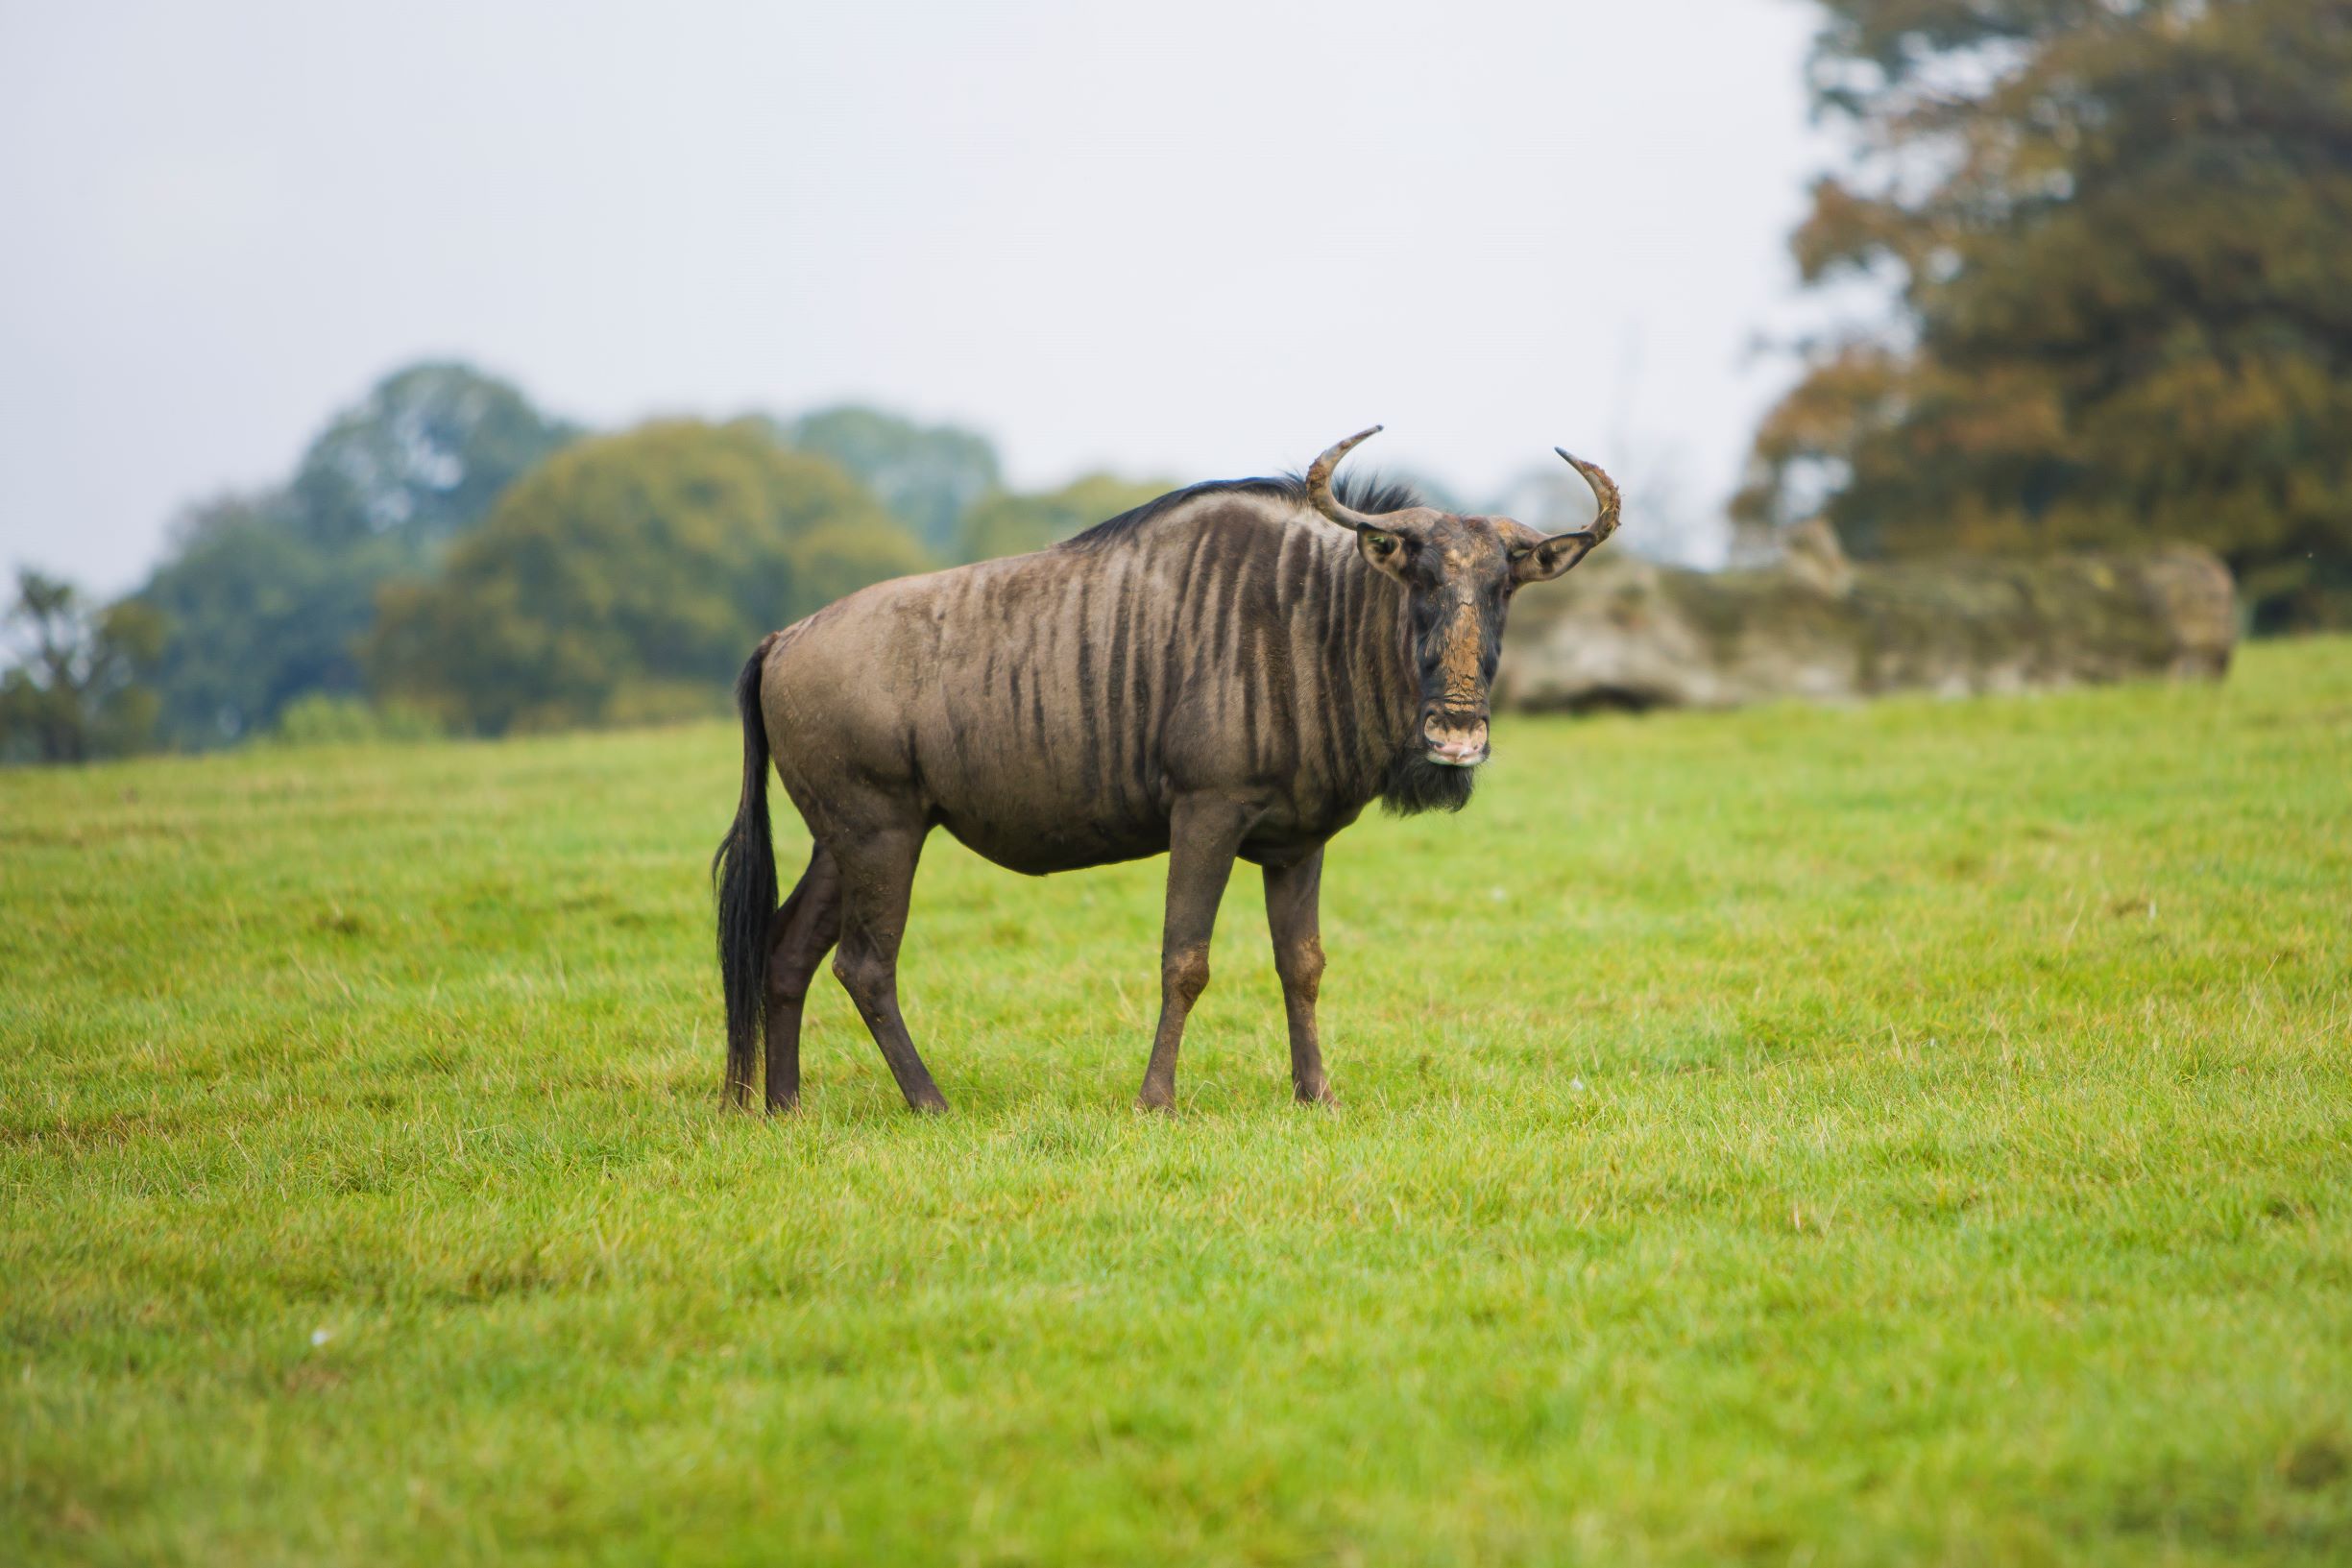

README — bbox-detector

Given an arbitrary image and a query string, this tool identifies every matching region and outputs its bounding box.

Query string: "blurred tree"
[133,362,578,743]
[291,361,586,550]
[777,405,1001,558]
[367,420,926,735]
[135,492,395,744]
[957,473,1176,562]
[0,569,165,763]
[1740,0,2352,630]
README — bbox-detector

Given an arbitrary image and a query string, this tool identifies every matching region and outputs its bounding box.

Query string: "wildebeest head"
[1305,426,1621,774]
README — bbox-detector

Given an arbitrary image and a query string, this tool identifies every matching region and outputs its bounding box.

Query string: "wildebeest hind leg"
[829,824,950,1114]
[763,845,842,1113]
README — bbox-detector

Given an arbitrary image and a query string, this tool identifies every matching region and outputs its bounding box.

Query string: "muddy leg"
[763,846,842,1112]
[1263,846,1333,1105]
[1136,795,1251,1113]
[829,825,949,1114]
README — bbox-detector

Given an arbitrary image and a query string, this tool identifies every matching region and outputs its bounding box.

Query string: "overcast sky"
[0,0,1831,593]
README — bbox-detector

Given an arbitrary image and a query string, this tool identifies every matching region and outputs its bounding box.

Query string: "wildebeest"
[713,427,1621,1113]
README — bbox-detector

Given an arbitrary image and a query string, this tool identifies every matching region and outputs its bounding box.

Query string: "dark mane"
[1063,471,1427,552]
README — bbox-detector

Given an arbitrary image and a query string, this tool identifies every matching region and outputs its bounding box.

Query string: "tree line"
[3,365,1190,761]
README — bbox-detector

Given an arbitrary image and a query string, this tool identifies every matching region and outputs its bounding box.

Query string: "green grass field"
[5,639,2350,1566]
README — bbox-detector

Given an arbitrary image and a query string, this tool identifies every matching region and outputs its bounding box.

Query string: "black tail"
[712,644,780,1106]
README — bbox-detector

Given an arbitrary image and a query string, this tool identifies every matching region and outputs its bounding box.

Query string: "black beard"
[1378,749,1479,816]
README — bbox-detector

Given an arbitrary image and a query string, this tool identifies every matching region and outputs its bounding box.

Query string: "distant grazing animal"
[713,427,1622,1113]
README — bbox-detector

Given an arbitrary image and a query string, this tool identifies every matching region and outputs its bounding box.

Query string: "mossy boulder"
[1498,523,2235,712]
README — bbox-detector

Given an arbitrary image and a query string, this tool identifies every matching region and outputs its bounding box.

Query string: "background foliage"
[0,569,165,763]
[1739,0,2352,632]
[956,472,1177,562]
[133,364,582,745]
[13,360,1200,760]
[774,404,1003,560]
[366,421,927,736]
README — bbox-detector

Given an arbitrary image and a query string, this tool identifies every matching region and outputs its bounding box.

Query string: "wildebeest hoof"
[1133,1092,1176,1116]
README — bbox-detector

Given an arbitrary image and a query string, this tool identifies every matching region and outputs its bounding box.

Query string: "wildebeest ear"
[1510,529,1602,584]
[1355,526,1413,580]
[1509,447,1622,583]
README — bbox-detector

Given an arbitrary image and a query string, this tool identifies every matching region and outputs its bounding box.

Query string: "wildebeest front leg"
[1136,796,1251,1113]
[829,824,950,1114]
[763,846,842,1113]
[1263,846,1333,1105]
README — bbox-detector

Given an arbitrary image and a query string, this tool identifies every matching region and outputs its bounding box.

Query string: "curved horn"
[1553,447,1622,542]
[1304,425,1396,532]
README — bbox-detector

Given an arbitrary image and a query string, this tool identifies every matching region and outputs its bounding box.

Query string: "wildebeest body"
[764,493,1416,879]
[713,430,1621,1114]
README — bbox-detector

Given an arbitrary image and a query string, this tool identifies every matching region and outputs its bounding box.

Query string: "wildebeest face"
[1354,512,1518,766]
[1306,427,1621,769]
